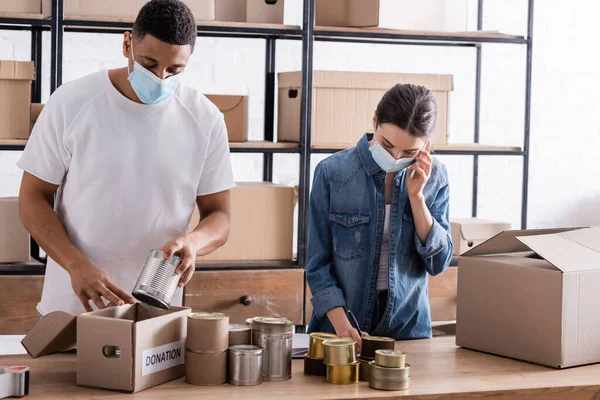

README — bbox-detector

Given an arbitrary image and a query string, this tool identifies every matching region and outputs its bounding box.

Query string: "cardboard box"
[450,218,511,256]
[278,71,453,148]
[428,266,457,321]
[215,0,284,24]
[0,198,30,263]
[0,61,35,140]
[21,303,190,392]
[62,0,214,22]
[30,103,44,131]
[456,227,600,368]
[206,95,248,142]
[191,182,296,261]
[0,0,51,16]
[315,0,469,32]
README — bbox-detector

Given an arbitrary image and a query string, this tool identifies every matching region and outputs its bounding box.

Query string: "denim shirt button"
[379,210,384,217]
[347,219,352,225]
[392,207,397,213]
[391,234,396,239]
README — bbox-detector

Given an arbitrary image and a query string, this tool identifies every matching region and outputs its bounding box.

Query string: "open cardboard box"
[456,226,600,368]
[21,303,190,393]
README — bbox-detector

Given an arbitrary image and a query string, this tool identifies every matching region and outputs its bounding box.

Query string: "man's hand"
[162,233,198,288]
[69,262,136,312]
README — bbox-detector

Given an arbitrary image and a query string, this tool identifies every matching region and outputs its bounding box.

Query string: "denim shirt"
[306,134,453,339]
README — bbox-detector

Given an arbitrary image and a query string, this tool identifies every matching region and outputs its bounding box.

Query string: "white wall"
[1,0,599,234]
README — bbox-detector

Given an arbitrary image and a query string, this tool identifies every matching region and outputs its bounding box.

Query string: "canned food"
[251,317,293,382]
[303,353,327,377]
[361,336,395,359]
[369,361,410,381]
[359,358,371,381]
[228,345,263,386]
[229,324,252,347]
[185,349,227,386]
[308,332,339,359]
[375,349,407,368]
[326,362,360,385]
[369,376,410,391]
[187,312,229,352]
[132,250,182,310]
[322,338,357,366]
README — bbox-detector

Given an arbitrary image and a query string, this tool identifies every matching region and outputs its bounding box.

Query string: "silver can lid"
[251,317,293,334]
[189,312,228,320]
[229,324,251,332]
[229,345,263,355]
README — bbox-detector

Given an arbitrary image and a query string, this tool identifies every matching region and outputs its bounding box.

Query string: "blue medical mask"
[127,40,181,104]
[369,140,415,173]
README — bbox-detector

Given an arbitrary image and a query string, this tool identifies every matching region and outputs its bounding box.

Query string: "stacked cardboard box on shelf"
[215,0,284,24]
[450,218,511,255]
[278,71,453,149]
[206,95,248,142]
[191,182,296,262]
[456,227,600,368]
[315,0,469,32]
[0,61,35,141]
[0,198,30,263]
[0,0,51,17]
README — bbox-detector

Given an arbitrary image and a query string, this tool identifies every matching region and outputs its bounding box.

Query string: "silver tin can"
[251,317,293,382]
[228,345,263,386]
[132,250,182,309]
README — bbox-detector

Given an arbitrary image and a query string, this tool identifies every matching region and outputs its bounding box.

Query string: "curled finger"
[78,294,93,312]
[176,249,194,275]
[179,267,195,289]
[92,297,106,310]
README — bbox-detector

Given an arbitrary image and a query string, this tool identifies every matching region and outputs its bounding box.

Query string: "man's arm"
[163,189,231,287]
[19,172,135,311]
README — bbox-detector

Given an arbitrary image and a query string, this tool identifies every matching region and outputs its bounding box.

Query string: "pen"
[347,309,362,336]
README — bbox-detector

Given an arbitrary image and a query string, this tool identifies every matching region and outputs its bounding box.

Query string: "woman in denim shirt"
[306,84,453,348]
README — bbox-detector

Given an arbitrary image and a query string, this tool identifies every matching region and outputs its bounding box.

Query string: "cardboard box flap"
[206,95,245,113]
[0,61,35,80]
[455,219,512,241]
[516,227,600,273]
[21,311,76,358]
[278,71,454,91]
[462,228,581,257]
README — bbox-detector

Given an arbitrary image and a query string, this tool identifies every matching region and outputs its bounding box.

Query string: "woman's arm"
[306,163,363,347]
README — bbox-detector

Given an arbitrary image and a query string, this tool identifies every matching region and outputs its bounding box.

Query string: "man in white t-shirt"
[17,0,235,316]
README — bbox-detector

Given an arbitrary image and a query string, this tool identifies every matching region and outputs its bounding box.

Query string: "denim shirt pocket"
[329,213,370,261]
[399,210,416,255]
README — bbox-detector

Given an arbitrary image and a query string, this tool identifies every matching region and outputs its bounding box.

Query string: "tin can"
[308,332,339,359]
[369,361,410,381]
[375,349,407,368]
[132,250,182,310]
[251,317,293,382]
[369,376,411,391]
[229,324,252,347]
[303,353,327,377]
[359,358,371,381]
[185,349,227,386]
[322,338,357,366]
[228,345,263,386]
[187,312,229,352]
[326,362,360,385]
[360,336,395,359]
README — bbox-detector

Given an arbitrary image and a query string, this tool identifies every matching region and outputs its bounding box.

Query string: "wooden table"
[2,335,600,399]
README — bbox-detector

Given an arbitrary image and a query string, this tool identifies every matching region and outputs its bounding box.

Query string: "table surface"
[2,335,600,400]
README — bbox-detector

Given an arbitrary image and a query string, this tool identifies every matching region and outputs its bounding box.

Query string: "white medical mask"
[369,140,415,173]
[127,40,181,104]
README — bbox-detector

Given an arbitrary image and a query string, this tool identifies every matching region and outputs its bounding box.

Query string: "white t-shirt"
[18,70,235,316]
[377,205,391,291]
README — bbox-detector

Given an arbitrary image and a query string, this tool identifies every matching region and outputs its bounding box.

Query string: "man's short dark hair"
[133,0,196,48]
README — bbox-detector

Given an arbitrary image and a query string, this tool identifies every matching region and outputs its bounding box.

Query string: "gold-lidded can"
[308,332,339,359]
[369,361,411,381]
[361,336,395,359]
[369,376,410,391]
[322,338,357,366]
[359,358,371,381]
[375,349,407,368]
[326,362,360,385]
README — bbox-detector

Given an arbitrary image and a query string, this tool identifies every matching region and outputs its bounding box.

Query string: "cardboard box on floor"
[206,95,248,142]
[21,303,190,393]
[278,71,452,148]
[0,198,31,263]
[215,0,284,24]
[0,61,35,140]
[191,182,296,262]
[60,0,214,22]
[450,218,511,255]
[0,0,51,17]
[315,0,469,32]
[456,226,600,368]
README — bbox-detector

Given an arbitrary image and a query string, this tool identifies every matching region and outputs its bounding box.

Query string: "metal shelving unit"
[0,0,534,284]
